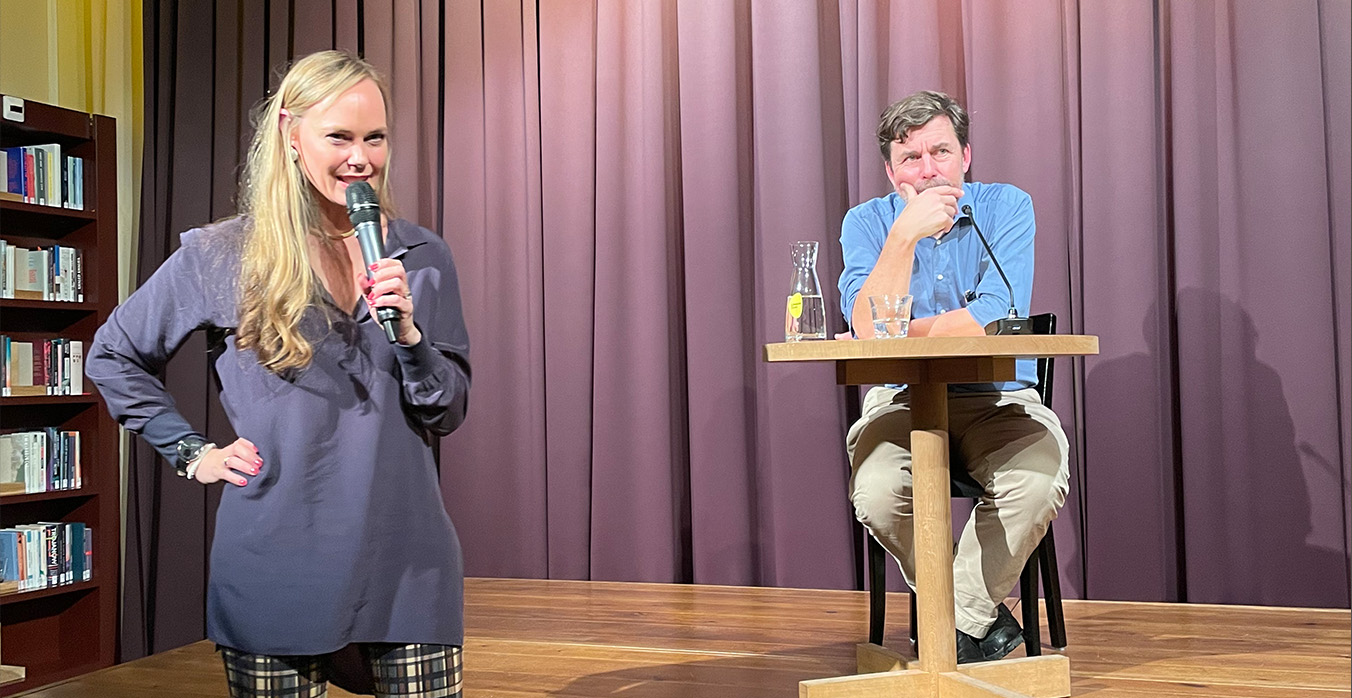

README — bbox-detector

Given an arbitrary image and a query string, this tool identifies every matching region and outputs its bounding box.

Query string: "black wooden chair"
[855,312,1067,656]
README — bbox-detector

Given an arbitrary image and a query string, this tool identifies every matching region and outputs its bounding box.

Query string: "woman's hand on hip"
[195,437,263,487]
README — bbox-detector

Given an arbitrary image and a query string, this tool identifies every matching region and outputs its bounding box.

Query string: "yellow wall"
[0,0,56,103]
[0,0,142,299]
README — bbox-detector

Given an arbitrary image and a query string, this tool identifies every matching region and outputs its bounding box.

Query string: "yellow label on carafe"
[788,293,803,319]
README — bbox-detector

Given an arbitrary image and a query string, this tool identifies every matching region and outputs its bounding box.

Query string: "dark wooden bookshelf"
[0,95,119,696]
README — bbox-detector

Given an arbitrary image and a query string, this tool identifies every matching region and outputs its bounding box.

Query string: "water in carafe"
[785,241,827,341]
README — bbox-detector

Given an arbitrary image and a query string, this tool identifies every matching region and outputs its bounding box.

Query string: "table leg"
[910,381,956,673]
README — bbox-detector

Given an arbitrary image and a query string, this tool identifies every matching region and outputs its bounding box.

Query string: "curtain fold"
[126,0,1350,659]
[1076,0,1179,602]
[1165,0,1348,606]
[538,0,600,580]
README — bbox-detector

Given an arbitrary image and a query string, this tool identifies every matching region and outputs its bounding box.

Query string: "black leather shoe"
[979,603,1024,661]
[956,629,986,664]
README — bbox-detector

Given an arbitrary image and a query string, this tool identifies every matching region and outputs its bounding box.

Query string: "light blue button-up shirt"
[838,180,1037,392]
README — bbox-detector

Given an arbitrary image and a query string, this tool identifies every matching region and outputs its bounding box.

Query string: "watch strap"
[184,443,215,481]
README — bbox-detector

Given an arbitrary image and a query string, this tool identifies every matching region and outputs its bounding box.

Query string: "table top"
[763,334,1099,363]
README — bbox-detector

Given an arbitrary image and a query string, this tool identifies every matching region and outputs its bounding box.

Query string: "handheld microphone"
[345,181,399,343]
[961,204,1030,335]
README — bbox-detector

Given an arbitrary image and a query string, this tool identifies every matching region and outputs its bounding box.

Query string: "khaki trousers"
[846,386,1070,637]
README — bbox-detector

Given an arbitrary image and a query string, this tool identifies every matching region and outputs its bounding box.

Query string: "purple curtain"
[128,0,1349,661]
[441,0,1352,605]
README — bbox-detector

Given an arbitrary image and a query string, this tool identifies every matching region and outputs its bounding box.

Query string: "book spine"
[61,336,71,395]
[4,245,14,299]
[51,244,61,302]
[0,434,15,494]
[70,340,84,395]
[2,146,21,196]
[28,433,41,494]
[69,524,86,582]
[33,338,48,396]
[46,524,59,586]
[73,431,82,488]
[35,146,45,205]
[63,246,75,302]
[19,528,32,591]
[0,531,18,584]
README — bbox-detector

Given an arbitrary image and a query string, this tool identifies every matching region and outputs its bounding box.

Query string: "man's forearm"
[907,308,984,338]
[853,238,917,338]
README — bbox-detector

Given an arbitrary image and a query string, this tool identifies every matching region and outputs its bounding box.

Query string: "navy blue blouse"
[86,216,471,655]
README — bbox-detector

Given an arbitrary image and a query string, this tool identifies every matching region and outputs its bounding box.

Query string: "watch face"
[176,436,207,465]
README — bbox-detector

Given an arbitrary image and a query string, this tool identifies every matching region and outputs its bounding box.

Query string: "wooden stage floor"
[17,577,1351,697]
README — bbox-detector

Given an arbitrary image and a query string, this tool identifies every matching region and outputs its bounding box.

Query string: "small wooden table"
[764,335,1098,698]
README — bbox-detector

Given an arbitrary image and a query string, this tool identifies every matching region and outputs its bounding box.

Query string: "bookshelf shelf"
[0,578,96,606]
[0,489,93,505]
[0,299,97,312]
[0,200,95,220]
[0,95,118,696]
[0,394,97,406]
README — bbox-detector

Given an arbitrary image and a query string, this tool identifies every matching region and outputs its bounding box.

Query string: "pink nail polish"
[369,263,379,271]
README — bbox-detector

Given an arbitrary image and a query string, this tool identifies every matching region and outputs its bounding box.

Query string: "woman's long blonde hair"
[236,50,396,373]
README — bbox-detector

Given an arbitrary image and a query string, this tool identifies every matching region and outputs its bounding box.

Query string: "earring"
[289,147,299,162]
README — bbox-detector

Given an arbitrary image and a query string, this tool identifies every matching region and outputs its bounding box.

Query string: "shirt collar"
[383,218,427,260]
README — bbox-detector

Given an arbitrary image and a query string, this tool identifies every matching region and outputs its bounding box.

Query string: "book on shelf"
[0,148,11,202]
[0,429,81,494]
[0,144,82,209]
[0,523,89,594]
[0,240,85,301]
[1,336,84,396]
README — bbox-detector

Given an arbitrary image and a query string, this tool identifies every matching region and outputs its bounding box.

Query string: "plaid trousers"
[220,643,463,698]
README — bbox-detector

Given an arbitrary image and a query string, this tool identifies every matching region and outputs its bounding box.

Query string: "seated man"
[838,90,1070,663]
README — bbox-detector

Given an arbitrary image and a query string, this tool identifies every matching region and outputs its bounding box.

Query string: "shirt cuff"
[394,331,441,385]
[142,411,199,464]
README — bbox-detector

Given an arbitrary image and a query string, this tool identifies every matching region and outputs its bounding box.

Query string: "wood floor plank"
[15,578,1350,697]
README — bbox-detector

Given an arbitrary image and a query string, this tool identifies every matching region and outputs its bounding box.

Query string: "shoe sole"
[984,632,1024,662]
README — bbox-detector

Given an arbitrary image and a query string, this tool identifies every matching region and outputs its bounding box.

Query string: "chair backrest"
[1030,312,1056,409]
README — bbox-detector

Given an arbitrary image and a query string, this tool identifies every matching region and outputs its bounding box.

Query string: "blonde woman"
[87,50,469,698]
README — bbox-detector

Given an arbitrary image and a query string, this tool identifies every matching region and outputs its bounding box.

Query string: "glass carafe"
[785,241,827,341]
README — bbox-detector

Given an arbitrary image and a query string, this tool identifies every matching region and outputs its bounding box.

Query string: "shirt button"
[937,274,944,280]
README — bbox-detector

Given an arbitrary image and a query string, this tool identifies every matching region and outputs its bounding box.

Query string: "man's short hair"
[876,90,970,162]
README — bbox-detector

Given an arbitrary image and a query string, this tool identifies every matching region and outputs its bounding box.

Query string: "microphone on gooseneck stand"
[961,204,1031,335]
[346,181,399,343]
